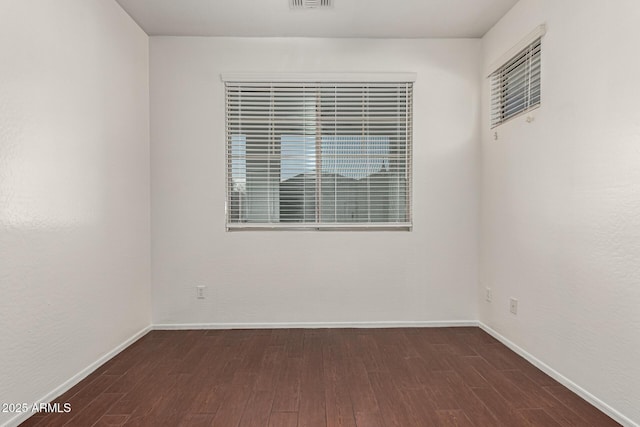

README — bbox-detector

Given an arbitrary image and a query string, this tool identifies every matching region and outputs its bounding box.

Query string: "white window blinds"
[490,37,541,128]
[225,78,413,230]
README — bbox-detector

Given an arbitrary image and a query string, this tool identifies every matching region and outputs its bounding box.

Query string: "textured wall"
[480,1,640,424]
[150,37,481,325]
[0,1,150,424]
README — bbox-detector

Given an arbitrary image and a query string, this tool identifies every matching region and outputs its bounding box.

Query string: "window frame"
[488,25,545,129]
[222,73,416,232]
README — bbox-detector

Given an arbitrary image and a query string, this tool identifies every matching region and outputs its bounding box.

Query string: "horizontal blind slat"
[226,80,412,229]
[490,37,541,128]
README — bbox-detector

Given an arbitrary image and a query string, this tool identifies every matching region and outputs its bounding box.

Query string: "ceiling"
[115,0,519,38]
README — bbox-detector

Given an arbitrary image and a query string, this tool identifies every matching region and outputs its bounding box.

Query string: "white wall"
[480,1,640,424]
[0,1,150,424]
[150,37,480,326]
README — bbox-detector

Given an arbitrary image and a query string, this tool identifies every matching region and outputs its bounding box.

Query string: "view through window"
[226,80,413,230]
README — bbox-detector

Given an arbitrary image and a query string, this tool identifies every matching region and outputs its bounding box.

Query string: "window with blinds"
[225,77,413,230]
[490,37,541,128]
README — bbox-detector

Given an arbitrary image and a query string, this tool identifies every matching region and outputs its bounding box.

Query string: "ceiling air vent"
[290,0,333,9]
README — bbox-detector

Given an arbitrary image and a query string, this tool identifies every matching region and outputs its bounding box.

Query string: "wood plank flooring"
[20,328,620,426]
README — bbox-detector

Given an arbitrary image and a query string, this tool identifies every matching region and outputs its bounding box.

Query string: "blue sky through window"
[321,136,389,180]
[280,135,316,181]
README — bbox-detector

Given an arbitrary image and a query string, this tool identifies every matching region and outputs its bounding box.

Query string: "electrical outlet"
[509,298,518,315]
[485,287,492,302]
[196,286,206,299]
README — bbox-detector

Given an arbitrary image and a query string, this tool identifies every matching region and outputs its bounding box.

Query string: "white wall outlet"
[485,287,492,302]
[510,297,518,315]
[196,285,206,299]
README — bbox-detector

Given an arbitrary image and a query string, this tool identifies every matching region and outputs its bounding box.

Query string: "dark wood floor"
[21,327,619,427]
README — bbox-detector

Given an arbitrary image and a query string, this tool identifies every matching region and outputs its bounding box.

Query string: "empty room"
[1,0,639,426]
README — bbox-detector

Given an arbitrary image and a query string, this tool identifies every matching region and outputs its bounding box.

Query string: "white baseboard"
[4,325,152,427]
[478,322,637,427]
[152,320,478,330]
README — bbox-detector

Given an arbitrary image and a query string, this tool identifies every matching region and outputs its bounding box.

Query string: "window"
[490,36,541,128]
[224,75,414,230]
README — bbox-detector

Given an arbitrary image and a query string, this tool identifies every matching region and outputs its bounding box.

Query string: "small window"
[224,77,414,231]
[490,37,541,128]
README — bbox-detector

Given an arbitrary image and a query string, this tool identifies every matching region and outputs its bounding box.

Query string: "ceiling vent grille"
[290,0,333,9]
